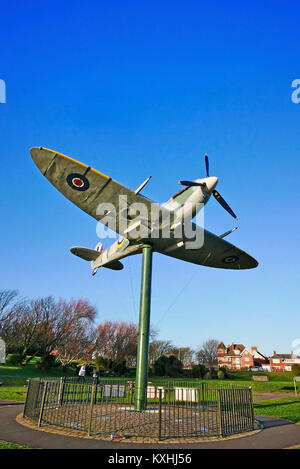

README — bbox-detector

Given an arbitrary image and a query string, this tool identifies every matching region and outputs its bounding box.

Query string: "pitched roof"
[226,344,245,356]
[271,353,293,359]
[252,349,267,359]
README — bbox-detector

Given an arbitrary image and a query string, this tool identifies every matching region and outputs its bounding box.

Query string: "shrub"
[292,364,300,377]
[35,354,57,370]
[94,356,109,372]
[217,370,225,380]
[111,360,128,376]
[205,369,218,379]
[218,367,229,378]
[191,364,206,378]
[85,364,94,375]
[6,354,23,366]
[153,355,183,377]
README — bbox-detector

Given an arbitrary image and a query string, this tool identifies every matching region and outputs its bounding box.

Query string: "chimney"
[251,346,257,353]
[273,350,277,356]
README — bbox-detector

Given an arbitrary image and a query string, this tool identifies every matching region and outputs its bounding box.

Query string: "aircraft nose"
[205,176,218,192]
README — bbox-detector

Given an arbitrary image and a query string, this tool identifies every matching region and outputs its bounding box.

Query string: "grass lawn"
[254,397,300,423]
[0,440,33,449]
[149,377,296,393]
[0,360,298,393]
[0,358,77,385]
[0,386,27,401]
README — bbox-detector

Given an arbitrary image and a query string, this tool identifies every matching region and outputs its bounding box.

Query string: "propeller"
[179,154,238,220]
[205,154,209,177]
[212,190,238,220]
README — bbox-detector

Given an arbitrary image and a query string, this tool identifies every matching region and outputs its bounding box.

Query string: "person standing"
[77,363,86,382]
[92,369,100,385]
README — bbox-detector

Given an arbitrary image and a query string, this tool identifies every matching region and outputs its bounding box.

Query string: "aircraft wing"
[30,147,165,236]
[155,227,258,270]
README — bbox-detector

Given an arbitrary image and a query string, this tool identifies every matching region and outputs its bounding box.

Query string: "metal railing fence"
[23,378,255,440]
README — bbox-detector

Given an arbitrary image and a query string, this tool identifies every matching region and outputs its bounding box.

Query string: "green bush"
[111,360,128,376]
[6,354,23,366]
[292,364,300,377]
[35,354,57,370]
[218,367,228,379]
[205,369,218,379]
[84,364,94,376]
[191,364,206,378]
[217,370,225,380]
[153,355,183,377]
[94,356,109,372]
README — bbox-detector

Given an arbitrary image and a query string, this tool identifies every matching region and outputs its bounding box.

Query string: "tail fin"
[95,241,103,253]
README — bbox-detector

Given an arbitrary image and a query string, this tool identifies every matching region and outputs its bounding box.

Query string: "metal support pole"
[135,244,153,411]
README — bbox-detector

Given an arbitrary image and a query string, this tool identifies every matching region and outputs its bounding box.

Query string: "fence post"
[38,381,48,428]
[130,383,134,404]
[217,389,223,437]
[88,384,96,436]
[158,388,162,441]
[249,387,255,430]
[23,379,31,418]
[94,383,98,404]
[58,377,65,406]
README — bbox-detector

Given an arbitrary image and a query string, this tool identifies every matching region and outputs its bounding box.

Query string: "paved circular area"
[1,400,300,449]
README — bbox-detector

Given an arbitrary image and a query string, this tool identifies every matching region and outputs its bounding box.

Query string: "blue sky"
[0,0,299,356]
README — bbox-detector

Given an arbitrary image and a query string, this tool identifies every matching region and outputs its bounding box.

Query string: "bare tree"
[0,290,19,321]
[0,290,26,352]
[196,339,219,369]
[54,322,95,366]
[148,340,176,365]
[94,320,139,364]
[173,347,195,367]
[16,297,97,362]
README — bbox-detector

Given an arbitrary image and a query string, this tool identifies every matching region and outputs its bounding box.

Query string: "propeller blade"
[219,227,238,239]
[179,180,206,187]
[205,154,209,177]
[213,190,238,220]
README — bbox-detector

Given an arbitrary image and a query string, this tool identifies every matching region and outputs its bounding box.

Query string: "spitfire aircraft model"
[30,147,258,274]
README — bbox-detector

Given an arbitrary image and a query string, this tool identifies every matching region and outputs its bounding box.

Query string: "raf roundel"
[66,173,90,191]
[222,256,239,264]
[117,237,125,248]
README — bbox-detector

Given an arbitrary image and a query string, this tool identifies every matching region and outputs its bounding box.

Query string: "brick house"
[250,346,267,367]
[270,351,300,372]
[217,342,266,370]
